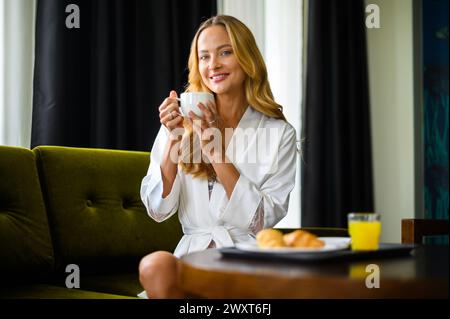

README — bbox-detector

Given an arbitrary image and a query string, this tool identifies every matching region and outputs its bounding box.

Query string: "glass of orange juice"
[348,213,381,250]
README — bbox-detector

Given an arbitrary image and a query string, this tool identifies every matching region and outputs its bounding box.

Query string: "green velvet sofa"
[0,145,182,299]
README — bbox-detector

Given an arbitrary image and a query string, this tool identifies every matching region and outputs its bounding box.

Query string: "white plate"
[235,237,351,254]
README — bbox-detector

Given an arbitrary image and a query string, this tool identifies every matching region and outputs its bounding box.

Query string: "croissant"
[256,229,286,248]
[283,230,325,248]
[256,229,325,248]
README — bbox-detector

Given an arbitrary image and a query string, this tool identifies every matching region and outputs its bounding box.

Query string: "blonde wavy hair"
[179,15,286,180]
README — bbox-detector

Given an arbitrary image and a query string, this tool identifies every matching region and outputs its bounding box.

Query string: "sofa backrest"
[0,146,54,282]
[33,146,182,273]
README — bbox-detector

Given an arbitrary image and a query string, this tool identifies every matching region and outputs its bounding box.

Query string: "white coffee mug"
[177,92,214,117]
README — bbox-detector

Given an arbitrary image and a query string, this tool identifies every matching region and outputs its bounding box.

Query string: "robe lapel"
[208,106,262,217]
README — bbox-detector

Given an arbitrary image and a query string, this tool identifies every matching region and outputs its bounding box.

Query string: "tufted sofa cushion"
[0,146,54,281]
[33,146,182,273]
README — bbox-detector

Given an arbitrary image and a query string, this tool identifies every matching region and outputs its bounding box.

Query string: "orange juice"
[349,263,367,279]
[348,220,381,250]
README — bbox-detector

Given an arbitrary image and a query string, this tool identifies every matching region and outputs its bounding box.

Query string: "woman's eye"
[199,55,209,61]
[221,50,232,56]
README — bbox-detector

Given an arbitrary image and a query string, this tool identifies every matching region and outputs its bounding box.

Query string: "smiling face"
[197,25,247,97]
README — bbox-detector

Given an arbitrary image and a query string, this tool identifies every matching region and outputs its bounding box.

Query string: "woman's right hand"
[159,90,184,134]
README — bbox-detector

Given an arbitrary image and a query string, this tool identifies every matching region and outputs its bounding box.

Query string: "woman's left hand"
[188,101,225,161]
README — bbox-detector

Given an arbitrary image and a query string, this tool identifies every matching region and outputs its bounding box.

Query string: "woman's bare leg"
[139,251,186,298]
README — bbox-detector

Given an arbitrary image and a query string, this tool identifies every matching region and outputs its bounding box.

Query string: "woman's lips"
[210,73,229,83]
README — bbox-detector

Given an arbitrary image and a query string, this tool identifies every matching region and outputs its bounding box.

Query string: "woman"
[139,15,297,298]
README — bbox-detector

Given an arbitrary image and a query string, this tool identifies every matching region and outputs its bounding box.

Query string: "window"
[0,0,36,147]
[218,0,303,227]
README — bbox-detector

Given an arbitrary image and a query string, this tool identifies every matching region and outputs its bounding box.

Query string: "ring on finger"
[208,119,216,125]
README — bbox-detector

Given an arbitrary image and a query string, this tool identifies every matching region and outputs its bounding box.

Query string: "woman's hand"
[159,90,184,136]
[188,100,225,162]
[159,91,183,194]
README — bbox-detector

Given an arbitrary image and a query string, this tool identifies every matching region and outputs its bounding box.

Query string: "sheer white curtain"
[218,0,303,228]
[0,0,36,147]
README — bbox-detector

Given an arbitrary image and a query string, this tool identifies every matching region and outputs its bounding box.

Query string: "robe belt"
[183,225,249,247]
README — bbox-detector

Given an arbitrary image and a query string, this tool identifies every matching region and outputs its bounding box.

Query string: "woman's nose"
[209,56,221,69]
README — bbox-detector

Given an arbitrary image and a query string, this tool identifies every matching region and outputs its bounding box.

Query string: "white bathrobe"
[140,106,297,257]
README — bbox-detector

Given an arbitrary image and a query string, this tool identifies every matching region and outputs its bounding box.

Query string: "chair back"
[402,219,449,244]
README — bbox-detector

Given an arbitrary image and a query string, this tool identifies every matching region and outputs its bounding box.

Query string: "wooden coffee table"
[179,245,448,298]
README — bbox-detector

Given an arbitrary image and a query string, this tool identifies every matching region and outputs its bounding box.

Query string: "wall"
[366,0,415,243]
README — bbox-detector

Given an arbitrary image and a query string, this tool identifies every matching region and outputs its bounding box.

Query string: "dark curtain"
[301,0,373,228]
[31,0,216,151]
